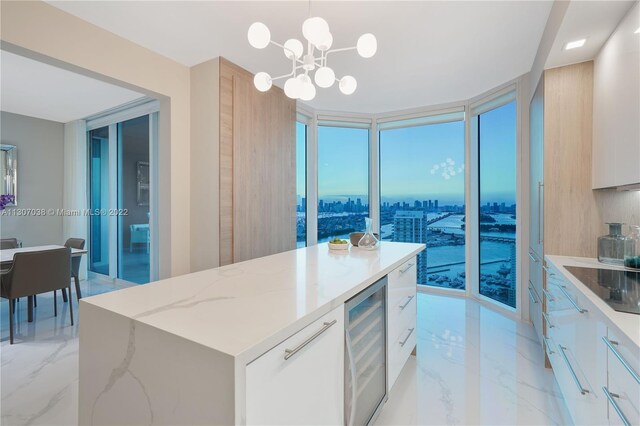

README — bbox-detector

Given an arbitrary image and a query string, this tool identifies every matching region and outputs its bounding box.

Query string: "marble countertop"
[81,242,424,362]
[545,255,639,348]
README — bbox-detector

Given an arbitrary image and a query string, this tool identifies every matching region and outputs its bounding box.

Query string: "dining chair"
[0,247,72,344]
[63,238,86,301]
[0,238,18,249]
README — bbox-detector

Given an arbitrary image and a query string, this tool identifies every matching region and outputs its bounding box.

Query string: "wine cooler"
[344,276,387,426]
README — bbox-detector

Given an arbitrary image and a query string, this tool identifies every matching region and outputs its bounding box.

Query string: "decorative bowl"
[349,232,380,246]
[328,242,349,250]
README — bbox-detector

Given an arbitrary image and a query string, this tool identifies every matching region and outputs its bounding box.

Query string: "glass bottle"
[598,223,628,266]
[358,217,379,250]
[624,225,640,270]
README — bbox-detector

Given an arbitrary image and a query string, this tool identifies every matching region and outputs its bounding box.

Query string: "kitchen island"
[78,241,424,425]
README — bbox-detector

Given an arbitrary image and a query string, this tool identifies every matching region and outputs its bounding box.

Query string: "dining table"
[1,245,88,322]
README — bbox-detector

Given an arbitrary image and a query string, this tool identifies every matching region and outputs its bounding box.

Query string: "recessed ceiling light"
[635,27,640,34]
[565,39,587,50]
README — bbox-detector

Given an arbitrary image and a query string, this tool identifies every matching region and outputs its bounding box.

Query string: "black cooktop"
[565,266,640,315]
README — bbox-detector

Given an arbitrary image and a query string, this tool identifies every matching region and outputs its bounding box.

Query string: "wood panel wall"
[543,61,600,257]
[219,58,296,265]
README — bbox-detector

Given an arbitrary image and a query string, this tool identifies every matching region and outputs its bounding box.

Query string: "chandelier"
[247,16,377,101]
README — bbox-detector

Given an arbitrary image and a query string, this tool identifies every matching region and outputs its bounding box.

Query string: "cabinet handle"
[400,263,415,274]
[602,337,640,385]
[542,264,555,276]
[537,182,543,244]
[543,336,555,355]
[554,284,587,314]
[399,295,415,310]
[602,387,631,426]
[345,330,357,426]
[542,311,554,328]
[284,320,337,360]
[399,328,415,347]
[542,288,555,302]
[528,251,539,263]
[528,286,538,304]
[558,345,589,395]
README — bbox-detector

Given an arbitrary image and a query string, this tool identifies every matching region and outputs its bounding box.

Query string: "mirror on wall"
[0,144,17,207]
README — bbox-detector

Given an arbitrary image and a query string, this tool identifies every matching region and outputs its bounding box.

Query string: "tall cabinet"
[190,57,297,271]
[528,61,601,362]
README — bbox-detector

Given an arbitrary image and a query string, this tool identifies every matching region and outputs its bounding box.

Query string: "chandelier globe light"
[247,13,376,101]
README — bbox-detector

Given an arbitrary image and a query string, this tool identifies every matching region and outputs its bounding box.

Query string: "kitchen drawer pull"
[554,284,587,314]
[528,286,538,304]
[399,295,415,310]
[602,387,631,426]
[528,251,539,263]
[542,311,554,328]
[284,320,337,360]
[542,288,555,302]
[543,336,555,355]
[559,345,589,395]
[602,337,640,385]
[399,328,415,347]
[542,264,555,276]
[400,263,415,274]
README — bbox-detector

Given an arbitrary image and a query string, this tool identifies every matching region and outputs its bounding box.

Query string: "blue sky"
[297,101,516,205]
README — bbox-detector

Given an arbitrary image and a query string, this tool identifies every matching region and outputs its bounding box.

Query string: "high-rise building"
[302,197,306,212]
[414,200,422,209]
[393,211,428,284]
[434,200,439,211]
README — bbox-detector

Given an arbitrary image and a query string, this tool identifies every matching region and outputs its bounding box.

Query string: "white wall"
[0,111,64,246]
[190,58,220,272]
[1,0,191,279]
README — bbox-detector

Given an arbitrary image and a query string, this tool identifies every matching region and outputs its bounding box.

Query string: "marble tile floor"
[376,293,572,426]
[1,278,135,426]
[1,287,572,425]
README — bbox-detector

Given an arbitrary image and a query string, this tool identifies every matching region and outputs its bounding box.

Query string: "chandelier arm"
[271,72,295,81]
[325,46,357,58]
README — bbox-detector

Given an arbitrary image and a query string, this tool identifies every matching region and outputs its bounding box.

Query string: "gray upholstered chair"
[63,238,85,301]
[0,238,18,249]
[0,247,73,344]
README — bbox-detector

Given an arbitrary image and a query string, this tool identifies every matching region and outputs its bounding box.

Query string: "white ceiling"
[546,0,636,69]
[0,50,145,123]
[47,1,553,113]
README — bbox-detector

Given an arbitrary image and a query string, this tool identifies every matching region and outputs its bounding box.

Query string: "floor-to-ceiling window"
[476,98,517,308]
[379,113,466,288]
[117,115,150,284]
[296,121,307,247]
[87,106,157,284]
[317,125,369,242]
[88,126,110,276]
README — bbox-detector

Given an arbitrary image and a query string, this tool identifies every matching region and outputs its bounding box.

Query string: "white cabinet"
[528,281,543,345]
[246,305,345,425]
[604,329,640,426]
[592,3,640,189]
[545,271,608,426]
[387,257,417,390]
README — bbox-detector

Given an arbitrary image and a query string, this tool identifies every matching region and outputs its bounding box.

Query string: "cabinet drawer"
[246,305,344,425]
[529,249,543,296]
[604,329,640,426]
[388,321,416,391]
[528,282,543,345]
[388,257,417,308]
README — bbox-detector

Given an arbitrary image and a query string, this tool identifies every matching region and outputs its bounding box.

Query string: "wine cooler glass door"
[345,277,387,426]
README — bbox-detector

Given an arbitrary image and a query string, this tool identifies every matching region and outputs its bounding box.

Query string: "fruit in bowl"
[328,238,349,250]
